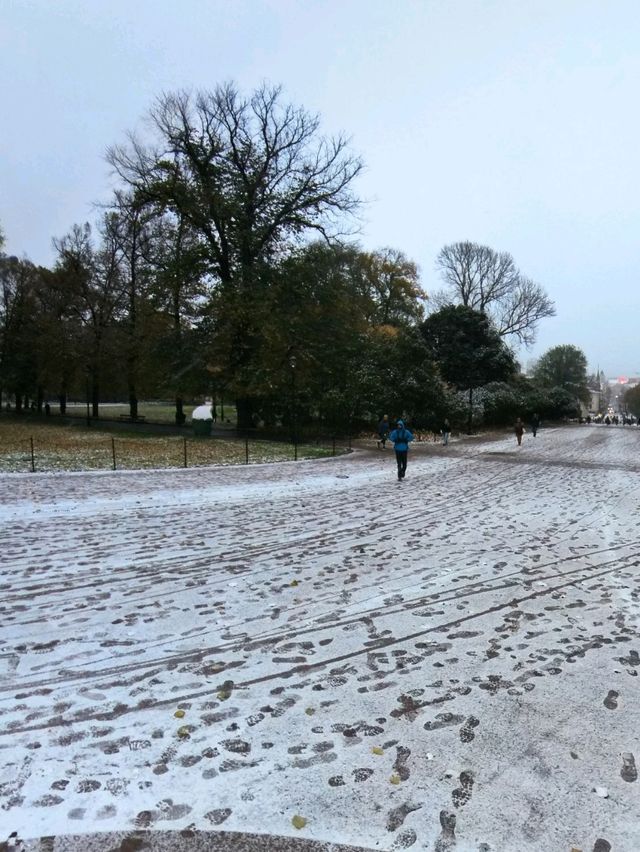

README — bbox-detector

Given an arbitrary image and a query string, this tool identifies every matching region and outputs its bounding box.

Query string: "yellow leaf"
[174,709,185,718]
[217,690,230,701]
[291,815,307,830]
[389,774,401,785]
[372,746,384,756]
[177,726,190,738]
[305,707,316,716]
[290,579,300,587]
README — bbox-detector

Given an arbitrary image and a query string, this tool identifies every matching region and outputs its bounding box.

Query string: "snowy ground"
[1,425,639,852]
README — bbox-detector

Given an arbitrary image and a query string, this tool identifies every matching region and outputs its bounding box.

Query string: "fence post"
[30,436,35,472]
[111,437,116,471]
[183,437,188,468]
[245,433,249,465]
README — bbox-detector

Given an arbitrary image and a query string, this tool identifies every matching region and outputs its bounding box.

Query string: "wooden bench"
[118,415,147,423]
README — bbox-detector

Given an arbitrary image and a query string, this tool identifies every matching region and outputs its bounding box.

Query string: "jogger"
[389,419,414,480]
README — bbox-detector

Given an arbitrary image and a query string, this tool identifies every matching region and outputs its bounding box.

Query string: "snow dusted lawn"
[1,425,640,851]
[0,421,333,472]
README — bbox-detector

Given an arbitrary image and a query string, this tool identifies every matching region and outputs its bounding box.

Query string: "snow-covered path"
[1,426,640,851]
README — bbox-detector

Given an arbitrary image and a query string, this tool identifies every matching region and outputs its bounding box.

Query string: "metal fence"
[0,430,350,474]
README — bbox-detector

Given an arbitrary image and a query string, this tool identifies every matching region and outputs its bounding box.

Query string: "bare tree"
[107,82,363,426]
[433,241,555,346]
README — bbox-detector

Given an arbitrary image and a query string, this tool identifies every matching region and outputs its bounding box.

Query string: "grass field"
[0,421,336,473]
[53,401,238,425]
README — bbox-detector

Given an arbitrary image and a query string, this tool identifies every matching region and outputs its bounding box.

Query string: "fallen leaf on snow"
[174,709,185,719]
[291,815,307,829]
[389,774,401,785]
[305,708,316,716]
[372,746,384,756]
[217,680,234,701]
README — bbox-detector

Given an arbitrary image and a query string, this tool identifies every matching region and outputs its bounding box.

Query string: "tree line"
[1,82,593,433]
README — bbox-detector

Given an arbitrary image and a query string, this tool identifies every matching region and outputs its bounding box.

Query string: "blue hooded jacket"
[389,420,414,451]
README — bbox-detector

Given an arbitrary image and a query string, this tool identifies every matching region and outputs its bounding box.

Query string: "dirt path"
[1,425,639,851]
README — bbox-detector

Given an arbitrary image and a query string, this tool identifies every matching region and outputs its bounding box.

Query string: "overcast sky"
[2,0,639,376]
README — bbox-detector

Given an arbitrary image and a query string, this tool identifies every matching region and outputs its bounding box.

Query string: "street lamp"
[289,354,297,461]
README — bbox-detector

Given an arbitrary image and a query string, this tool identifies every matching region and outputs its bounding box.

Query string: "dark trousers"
[395,450,408,478]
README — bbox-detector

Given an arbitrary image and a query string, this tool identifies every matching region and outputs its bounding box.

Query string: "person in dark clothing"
[531,413,540,437]
[389,419,414,480]
[441,418,451,446]
[377,414,390,449]
[514,417,525,446]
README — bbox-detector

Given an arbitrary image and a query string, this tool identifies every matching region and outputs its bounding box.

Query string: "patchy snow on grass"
[0,421,336,473]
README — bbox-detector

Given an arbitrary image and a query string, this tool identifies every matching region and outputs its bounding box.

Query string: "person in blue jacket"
[389,419,414,480]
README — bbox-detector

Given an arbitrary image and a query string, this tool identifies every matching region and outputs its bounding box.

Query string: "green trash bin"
[193,418,212,436]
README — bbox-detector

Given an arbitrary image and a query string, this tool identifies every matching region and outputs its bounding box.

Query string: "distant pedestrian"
[389,419,414,480]
[515,417,525,446]
[377,414,390,449]
[44,402,51,416]
[441,418,451,446]
[531,413,540,437]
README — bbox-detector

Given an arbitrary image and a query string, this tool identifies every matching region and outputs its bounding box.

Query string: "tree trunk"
[59,391,67,415]
[128,385,138,420]
[175,397,186,425]
[236,397,254,430]
[37,386,44,413]
[92,379,100,418]
[15,392,22,413]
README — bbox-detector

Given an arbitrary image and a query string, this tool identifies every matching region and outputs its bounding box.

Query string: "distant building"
[587,387,601,414]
